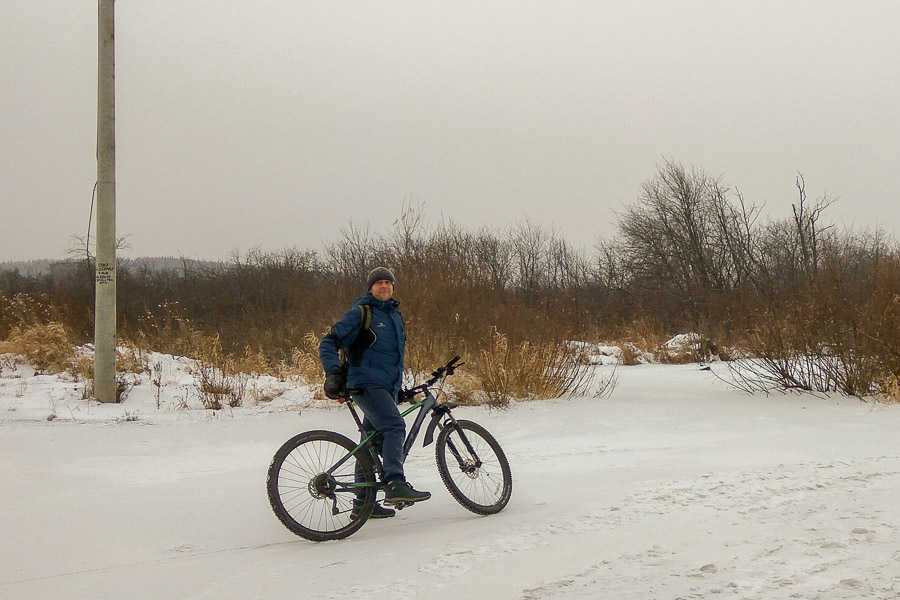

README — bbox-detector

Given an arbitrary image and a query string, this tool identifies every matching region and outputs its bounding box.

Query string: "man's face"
[370,279,393,301]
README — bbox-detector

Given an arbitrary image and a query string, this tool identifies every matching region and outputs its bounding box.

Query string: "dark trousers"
[352,387,406,483]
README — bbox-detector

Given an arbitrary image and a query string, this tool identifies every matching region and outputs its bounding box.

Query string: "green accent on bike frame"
[401,400,425,417]
[323,433,376,480]
[325,399,428,487]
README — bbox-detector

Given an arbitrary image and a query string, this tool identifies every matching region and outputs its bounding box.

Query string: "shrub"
[191,334,248,409]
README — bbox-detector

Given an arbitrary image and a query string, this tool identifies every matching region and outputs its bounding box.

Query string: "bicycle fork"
[440,414,483,474]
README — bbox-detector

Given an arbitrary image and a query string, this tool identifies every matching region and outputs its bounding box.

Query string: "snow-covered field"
[1,357,899,600]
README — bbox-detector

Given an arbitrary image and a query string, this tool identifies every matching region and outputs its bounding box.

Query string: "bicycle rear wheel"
[435,419,512,515]
[266,430,376,541]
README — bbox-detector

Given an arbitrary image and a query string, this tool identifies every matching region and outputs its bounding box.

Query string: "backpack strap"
[347,305,376,367]
[326,305,369,345]
[358,305,371,333]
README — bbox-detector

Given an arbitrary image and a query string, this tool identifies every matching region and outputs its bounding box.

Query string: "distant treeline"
[0,257,222,277]
[2,160,898,397]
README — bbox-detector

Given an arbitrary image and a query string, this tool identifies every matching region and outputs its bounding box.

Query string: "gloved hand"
[323,370,345,400]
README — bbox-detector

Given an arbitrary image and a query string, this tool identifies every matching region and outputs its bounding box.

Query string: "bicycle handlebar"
[341,356,464,403]
[401,355,464,401]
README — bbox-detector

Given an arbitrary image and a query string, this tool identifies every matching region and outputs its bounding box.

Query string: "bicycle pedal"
[392,501,412,510]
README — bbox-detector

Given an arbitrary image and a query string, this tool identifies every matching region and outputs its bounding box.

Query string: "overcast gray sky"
[2,1,898,262]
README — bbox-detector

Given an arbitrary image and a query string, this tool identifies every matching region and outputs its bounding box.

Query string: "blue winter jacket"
[318,294,406,395]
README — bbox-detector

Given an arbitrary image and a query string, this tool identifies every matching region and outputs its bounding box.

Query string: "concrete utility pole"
[95,0,117,403]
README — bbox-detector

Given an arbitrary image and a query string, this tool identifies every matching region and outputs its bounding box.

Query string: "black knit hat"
[366,267,395,290]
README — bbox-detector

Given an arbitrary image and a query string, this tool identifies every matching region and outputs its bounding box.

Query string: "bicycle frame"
[324,391,429,480]
[322,356,477,496]
[325,388,472,495]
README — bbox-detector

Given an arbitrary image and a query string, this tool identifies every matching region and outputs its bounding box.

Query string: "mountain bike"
[266,356,513,541]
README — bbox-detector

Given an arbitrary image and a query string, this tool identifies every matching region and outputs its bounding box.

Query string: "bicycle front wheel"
[266,430,376,542]
[435,419,512,515]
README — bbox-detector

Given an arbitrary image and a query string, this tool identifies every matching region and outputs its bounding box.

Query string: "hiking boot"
[384,479,431,504]
[368,502,396,519]
[351,501,395,520]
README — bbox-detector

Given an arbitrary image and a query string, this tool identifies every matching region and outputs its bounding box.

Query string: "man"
[318,267,431,519]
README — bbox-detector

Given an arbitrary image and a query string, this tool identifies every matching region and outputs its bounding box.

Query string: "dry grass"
[234,345,271,376]
[617,319,668,354]
[0,320,152,403]
[287,331,327,384]
[606,319,670,366]
[405,330,467,380]
[0,322,76,373]
[608,341,654,366]
[440,366,485,405]
[71,353,94,385]
[190,334,248,409]
[654,333,722,364]
[656,344,703,364]
[133,307,253,408]
[617,342,640,366]
[878,376,900,404]
[472,327,596,407]
[249,381,289,405]
[116,341,148,374]
[134,303,222,361]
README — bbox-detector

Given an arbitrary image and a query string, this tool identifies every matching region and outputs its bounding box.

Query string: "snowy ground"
[1,358,899,600]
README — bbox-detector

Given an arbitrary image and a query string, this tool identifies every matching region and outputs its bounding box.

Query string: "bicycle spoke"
[436,420,512,514]
[267,431,376,541]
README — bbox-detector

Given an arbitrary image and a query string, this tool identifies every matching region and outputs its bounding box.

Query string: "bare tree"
[791,173,837,285]
[616,159,761,322]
